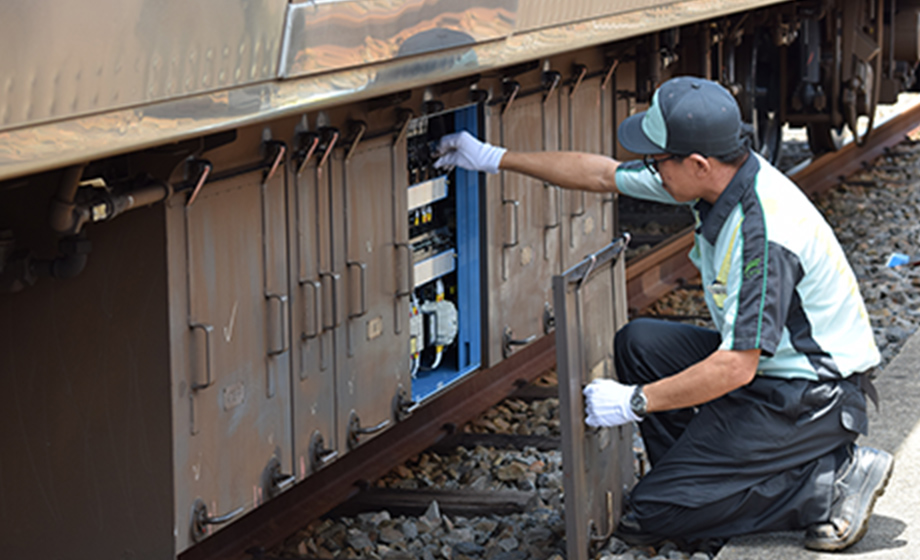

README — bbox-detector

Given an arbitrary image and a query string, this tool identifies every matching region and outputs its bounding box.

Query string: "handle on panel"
[544,182,560,229]
[395,243,413,297]
[601,195,615,232]
[301,279,322,338]
[503,199,520,249]
[189,322,215,391]
[570,190,586,218]
[266,293,289,355]
[347,261,367,319]
[320,271,342,329]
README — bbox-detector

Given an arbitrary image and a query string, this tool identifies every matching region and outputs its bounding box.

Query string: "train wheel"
[809,0,884,153]
[736,29,783,164]
[846,0,884,147]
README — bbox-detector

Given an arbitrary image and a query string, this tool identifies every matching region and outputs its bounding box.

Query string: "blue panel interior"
[411,105,482,401]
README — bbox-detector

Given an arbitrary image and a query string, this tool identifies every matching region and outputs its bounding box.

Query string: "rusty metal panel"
[279,0,518,78]
[483,90,563,366]
[173,170,292,550]
[554,236,633,560]
[563,74,617,269]
[332,136,411,450]
[290,148,339,479]
[0,0,287,132]
[0,201,175,558]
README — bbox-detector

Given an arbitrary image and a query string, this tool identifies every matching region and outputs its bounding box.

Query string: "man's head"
[618,76,745,159]
[619,77,748,202]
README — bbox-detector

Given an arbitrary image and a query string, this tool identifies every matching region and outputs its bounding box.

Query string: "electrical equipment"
[405,106,482,401]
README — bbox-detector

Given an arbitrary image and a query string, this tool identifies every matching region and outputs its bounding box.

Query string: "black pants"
[616,318,867,541]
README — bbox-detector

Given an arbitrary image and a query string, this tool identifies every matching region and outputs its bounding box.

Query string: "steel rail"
[183,103,920,560]
[625,102,920,311]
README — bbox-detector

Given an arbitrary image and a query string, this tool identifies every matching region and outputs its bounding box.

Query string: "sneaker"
[804,445,894,551]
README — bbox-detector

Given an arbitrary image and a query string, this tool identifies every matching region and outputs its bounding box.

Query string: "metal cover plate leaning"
[553,236,634,560]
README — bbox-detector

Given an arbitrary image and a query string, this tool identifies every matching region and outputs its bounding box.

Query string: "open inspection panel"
[406,105,482,401]
[553,235,635,560]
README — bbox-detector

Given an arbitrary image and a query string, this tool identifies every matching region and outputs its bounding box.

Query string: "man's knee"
[614,318,664,384]
[615,318,657,354]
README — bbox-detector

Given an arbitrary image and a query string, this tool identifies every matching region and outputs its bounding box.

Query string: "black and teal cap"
[618,76,743,157]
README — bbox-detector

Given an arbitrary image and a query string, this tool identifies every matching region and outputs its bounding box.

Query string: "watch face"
[631,388,647,416]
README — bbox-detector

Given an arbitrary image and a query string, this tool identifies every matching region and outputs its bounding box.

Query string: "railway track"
[180,102,920,560]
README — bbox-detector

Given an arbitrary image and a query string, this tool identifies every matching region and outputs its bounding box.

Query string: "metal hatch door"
[484,89,564,366]
[290,141,339,479]
[562,73,617,269]
[553,236,633,560]
[178,169,292,548]
[333,135,410,451]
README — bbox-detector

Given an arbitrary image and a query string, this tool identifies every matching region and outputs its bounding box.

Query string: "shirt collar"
[693,151,760,244]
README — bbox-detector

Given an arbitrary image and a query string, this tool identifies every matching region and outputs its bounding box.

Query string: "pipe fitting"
[49,165,88,235]
[30,233,92,281]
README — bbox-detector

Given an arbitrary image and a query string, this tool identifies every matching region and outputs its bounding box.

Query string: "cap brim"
[618,112,665,155]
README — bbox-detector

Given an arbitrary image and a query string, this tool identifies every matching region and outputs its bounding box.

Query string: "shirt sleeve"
[614,160,681,205]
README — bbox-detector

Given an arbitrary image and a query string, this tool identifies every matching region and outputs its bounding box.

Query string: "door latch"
[347,410,391,450]
[190,499,245,542]
[310,431,338,472]
[503,326,537,358]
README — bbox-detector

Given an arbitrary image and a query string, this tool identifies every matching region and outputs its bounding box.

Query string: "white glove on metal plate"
[583,378,640,428]
[434,131,507,174]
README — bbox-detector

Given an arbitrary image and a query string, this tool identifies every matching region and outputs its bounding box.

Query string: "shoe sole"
[805,449,894,552]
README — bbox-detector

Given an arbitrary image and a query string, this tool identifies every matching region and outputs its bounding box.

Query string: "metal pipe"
[30,232,92,280]
[105,179,173,220]
[3,175,169,292]
[48,165,88,235]
[120,180,173,209]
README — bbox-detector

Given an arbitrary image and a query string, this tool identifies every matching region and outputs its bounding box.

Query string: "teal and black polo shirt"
[615,152,880,381]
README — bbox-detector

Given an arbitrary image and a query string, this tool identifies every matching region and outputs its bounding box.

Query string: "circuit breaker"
[405,105,482,401]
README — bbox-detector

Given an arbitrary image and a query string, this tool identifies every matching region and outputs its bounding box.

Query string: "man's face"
[644,153,700,203]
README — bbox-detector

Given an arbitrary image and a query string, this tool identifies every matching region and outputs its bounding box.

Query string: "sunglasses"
[642,153,685,174]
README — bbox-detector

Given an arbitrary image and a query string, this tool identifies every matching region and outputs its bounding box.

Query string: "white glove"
[583,379,641,428]
[434,131,507,174]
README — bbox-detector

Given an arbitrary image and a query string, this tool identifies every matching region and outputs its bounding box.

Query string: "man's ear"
[688,153,711,176]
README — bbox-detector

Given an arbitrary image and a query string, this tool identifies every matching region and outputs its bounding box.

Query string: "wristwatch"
[630,385,648,418]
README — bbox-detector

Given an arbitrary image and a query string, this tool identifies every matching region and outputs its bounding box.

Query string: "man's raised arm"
[435,131,621,194]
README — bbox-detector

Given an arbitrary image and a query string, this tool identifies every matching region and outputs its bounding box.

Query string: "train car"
[1,1,918,558]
